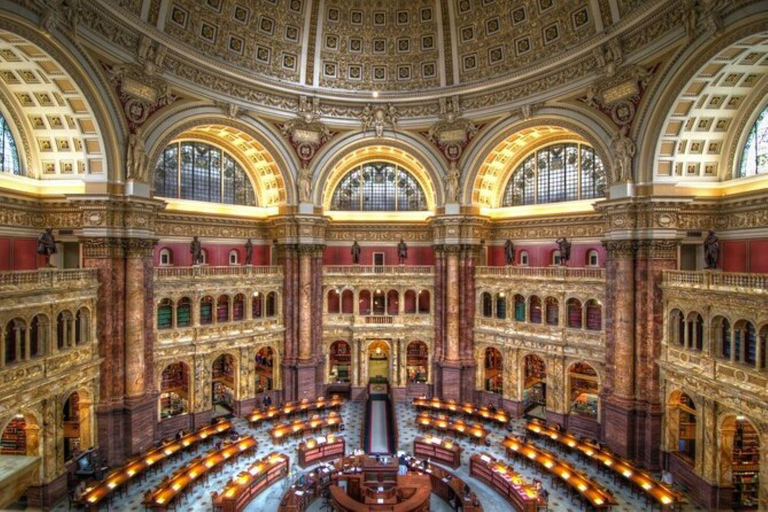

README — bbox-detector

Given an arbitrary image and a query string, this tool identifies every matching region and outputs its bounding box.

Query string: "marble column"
[280,246,297,400]
[445,248,460,362]
[298,248,313,361]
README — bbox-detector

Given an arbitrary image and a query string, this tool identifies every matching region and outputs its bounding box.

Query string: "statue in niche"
[190,236,203,266]
[351,240,361,265]
[126,129,148,182]
[704,230,720,269]
[245,238,253,266]
[611,125,636,183]
[36,227,57,267]
[298,164,312,203]
[445,162,460,203]
[504,239,515,266]
[397,238,408,265]
[556,237,572,265]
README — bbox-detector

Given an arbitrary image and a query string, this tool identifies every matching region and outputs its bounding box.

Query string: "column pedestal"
[282,362,297,402]
[123,394,158,457]
[296,362,318,400]
[96,403,126,466]
[25,471,67,510]
[601,397,637,460]
[460,364,476,403]
[436,361,462,401]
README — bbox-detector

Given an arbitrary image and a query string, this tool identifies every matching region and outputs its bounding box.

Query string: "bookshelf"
[161,362,189,418]
[0,417,26,455]
[732,420,760,510]
[255,348,274,393]
[569,363,599,418]
[406,342,428,384]
[329,341,351,383]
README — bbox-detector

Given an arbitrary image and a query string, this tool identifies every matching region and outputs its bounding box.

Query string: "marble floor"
[43,400,707,512]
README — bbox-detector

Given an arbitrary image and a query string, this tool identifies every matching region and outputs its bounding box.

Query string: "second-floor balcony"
[154,265,282,282]
[0,268,98,295]
[323,265,434,276]
[475,266,605,282]
[664,270,768,294]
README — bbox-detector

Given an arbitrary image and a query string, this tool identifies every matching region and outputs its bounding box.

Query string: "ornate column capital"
[602,239,637,259]
[81,237,126,259]
[124,237,157,258]
[635,239,678,260]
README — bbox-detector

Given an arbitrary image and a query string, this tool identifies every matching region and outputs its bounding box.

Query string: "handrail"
[475,266,605,280]
[0,268,98,289]
[664,270,768,293]
[323,265,434,275]
[155,266,282,279]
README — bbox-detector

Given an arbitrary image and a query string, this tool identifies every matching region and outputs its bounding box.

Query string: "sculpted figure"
[245,238,253,266]
[504,239,515,266]
[126,130,148,182]
[556,237,572,265]
[351,240,361,265]
[298,165,312,203]
[190,236,203,265]
[704,230,720,269]
[397,238,408,265]
[36,227,57,267]
[611,125,636,183]
[445,162,460,203]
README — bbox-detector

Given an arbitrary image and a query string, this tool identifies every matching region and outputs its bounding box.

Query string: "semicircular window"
[154,141,256,205]
[0,113,21,175]
[501,143,606,206]
[739,104,768,178]
[330,162,428,211]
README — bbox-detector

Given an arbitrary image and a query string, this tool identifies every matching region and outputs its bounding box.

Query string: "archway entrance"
[367,340,390,383]
[523,354,547,418]
[211,354,236,417]
[0,415,39,456]
[722,415,761,510]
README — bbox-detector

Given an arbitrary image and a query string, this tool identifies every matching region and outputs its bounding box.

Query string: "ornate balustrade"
[156,317,284,344]
[323,265,434,275]
[664,270,768,294]
[476,266,605,281]
[155,265,282,282]
[0,268,98,293]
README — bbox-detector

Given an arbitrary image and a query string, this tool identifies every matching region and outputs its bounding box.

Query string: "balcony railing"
[475,266,605,281]
[323,265,434,275]
[664,270,768,294]
[0,268,98,292]
[155,265,282,281]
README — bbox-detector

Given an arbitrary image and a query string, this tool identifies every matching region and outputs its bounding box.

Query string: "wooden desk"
[403,456,483,511]
[469,453,541,512]
[248,396,344,427]
[415,412,488,444]
[329,474,431,512]
[77,420,232,510]
[502,435,617,509]
[298,436,345,468]
[143,436,258,510]
[413,397,510,425]
[413,437,462,469]
[212,452,289,512]
[526,422,685,509]
[270,413,343,442]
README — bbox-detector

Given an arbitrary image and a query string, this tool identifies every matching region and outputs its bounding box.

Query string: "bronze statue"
[190,236,203,265]
[245,238,253,266]
[704,230,720,269]
[504,239,515,265]
[351,240,361,264]
[556,237,571,265]
[397,238,408,264]
[36,226,57,267]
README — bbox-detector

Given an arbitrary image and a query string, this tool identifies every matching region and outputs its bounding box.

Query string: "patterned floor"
[45,400,706,512]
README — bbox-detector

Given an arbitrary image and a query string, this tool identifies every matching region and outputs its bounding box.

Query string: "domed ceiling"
[113,0,649,98]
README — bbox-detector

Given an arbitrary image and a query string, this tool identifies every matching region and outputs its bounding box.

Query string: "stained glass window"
[330,162,427,211]
[502,143,605,206]
[154,141,256,205]
[0,113,21,175]
[739,105,768,177]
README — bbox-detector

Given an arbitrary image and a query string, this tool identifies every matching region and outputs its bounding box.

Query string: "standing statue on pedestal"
[244,238,253,266]
[190,236,203,265]
[704,230,720,269]
[36,227,57,267]
[504,239,515,265]
[611,125,636,184]
[445,162,460,203]
[298,165,312,203]
[556,237,572,265]
[126,129,148,182]
[351,240,361,264]
[397,238,408,265]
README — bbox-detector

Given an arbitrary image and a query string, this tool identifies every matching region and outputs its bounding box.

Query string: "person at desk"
[662,470,674,486]
[463,483,471,498]
[487,403,497,413]
[175,429,185,441]
[421,458,430,470]
[398,454,408,476]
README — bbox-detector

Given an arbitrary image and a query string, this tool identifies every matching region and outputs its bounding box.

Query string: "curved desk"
[329,474,431,512]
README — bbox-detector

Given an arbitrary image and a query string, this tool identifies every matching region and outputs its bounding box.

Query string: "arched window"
[670,392,697,465]
[587,249,599,267]
[585,300,602,331]
[569,362,599,419]
[157,299,173,329]
[160,362,189,418]
[484,348,503,394]
[330,162,428,211]
[154,141,256,205]
[341,290,354,314]
[57,311,73,349]
[501,143,606,206]
[567,298,583,328]
[495,293,507,319]
[669,309,685,346]
[0,113,21,175]
[529,296,542,324]
[712,316,731,359]
[734,320,757,365]
[329,340,351,383]
[159,248,173,266]
[387,290,399,315]
[200,296,214,325]
[519,250,529,266]
[4,319,25,364]
[404,290,417,314]
[176,298,191,327]
[228,250,239,266]
[760,326,767,371]
[327,289,340,314]
[232,294,245,321]
[75,308,90,345]
[687,313,704,351]
[30,315,47,358]
[216,295,230,323]
[406,341,429,384]
[265,292,277,317]
[255,347,273,392]
[739,104,768,177]
[513,294,526,322]
[417,290,430,314]
[481,292,493,318]
[359,290,371,315]
[545,297,559,326]
[252,292,263,318]
[551,250,562,266]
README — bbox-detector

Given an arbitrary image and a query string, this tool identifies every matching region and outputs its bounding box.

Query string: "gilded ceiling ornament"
[361,104,398,138]
[422,97,481,162]
[104,62,178,134]
[578,64,657,131]
[136,34,166,76]
[277,97,336,167]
